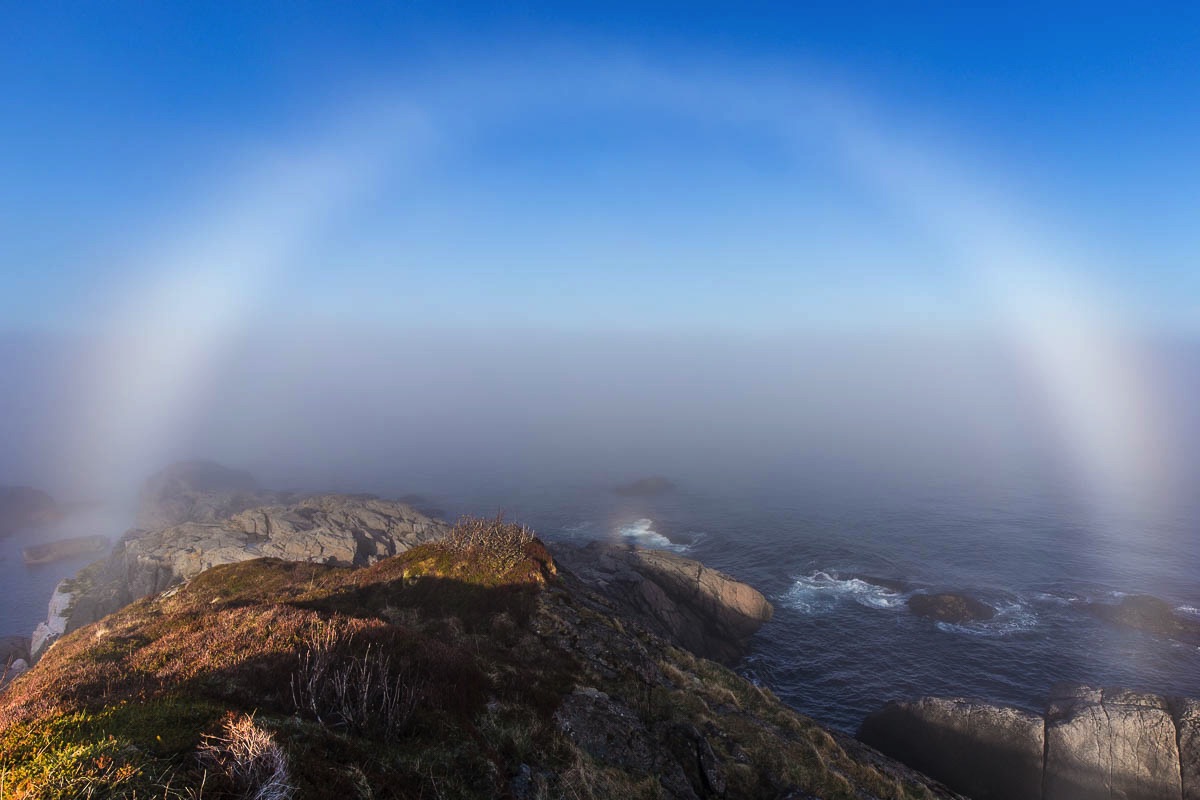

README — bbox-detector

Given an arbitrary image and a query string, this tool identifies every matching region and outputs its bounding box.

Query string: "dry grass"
[198,713,295,800]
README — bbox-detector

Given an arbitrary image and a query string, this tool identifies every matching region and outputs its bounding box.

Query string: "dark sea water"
[4,473,1198,735]
[429,471,1200,733]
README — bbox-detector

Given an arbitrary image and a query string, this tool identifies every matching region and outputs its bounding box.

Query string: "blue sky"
[1,1,1197,333]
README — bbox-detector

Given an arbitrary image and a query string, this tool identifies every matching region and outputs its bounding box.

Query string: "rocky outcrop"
[858,697,1044,800]
[135,460,283,530]
[1089,594,1200,646]
[1044,685,1182,800]
[0,486,59,536]
[31,494,450,660]
[552,541,773,664]
[0,636,30,689]
[907,592,995,623]
[859,684,1200,800]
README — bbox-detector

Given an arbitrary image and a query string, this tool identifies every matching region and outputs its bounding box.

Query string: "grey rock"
[1088,594,1200,646]
[136,460,280,530]
[554,541,773,663]
[1044,685,1181,800]
[32,492,449,659]
[858,696,1044,800]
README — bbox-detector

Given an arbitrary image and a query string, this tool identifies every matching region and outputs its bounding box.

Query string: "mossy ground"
[0,519,945,799]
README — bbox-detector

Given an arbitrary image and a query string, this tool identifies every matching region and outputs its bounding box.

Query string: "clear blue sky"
[2,1,1197,334]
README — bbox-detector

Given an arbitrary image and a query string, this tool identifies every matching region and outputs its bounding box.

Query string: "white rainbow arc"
[68,58,1171,521]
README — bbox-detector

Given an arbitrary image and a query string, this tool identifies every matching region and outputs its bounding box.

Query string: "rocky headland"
[0,463,958,799]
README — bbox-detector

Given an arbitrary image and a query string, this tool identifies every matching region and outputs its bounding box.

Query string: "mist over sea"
[2,331,1198,732]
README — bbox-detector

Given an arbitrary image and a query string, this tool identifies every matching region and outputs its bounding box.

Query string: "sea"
[4,471,1198,734]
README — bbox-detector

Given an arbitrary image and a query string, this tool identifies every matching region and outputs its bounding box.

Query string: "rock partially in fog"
[554,540,773,663]
[0,486,59,536]
[32,492,450,660]
[21,534,110,565]
[1088,594,1200,646]
[907,592,995,623]
[858,696,1045,800]
[0,636,30,665]
[1044,685,1182,800]
[613,476,678,497]
[860,684,1200,800]
[136,460,283,530]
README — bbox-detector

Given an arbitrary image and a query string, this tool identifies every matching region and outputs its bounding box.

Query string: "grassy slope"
[0,523,947,799]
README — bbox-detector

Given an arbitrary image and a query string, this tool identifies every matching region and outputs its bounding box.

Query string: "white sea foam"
[934,599,1037,637]
[617,518,685,551]
[1178,605,1200,617]
[782,571,907,614]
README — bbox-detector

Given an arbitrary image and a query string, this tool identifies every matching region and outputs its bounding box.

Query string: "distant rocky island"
[0,486,59,537]
[1,461,1196,799]
[613,476,678,497]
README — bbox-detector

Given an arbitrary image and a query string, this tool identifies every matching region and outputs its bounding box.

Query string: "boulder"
[907,592,995,623]
[858,696,1045,800]
[553,541,772,663]
[1044,685,1182,800]
[1089,594,1200,646]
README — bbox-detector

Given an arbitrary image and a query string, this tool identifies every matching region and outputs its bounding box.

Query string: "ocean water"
[4,473,1198,735]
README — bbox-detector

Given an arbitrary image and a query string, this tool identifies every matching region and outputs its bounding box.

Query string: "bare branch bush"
[198,714,296,800]
[290,626,421,738]
[443,514,535,575]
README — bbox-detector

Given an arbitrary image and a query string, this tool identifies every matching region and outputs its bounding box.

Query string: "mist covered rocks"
[1088,594,1200,646]
[0,487,59,537]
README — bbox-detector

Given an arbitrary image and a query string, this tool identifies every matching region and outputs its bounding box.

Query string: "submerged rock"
[554,540,773,664]
[907,592,995,623]
[1088,594,1200,645]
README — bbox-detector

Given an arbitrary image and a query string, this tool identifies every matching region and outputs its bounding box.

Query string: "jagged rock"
[0,486,58,536]
[907,592,995,623]
[613,477,677,497]
[858,696,1044,800]
[31,493,450,660]
[1044,685,1182,800]
[554,541,773,664]
[136,460,281,530]
[1089,594,1200,645]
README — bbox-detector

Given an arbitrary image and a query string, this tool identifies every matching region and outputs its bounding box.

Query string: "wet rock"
[858,696,1044,800]
[907,592,995,623]
[1088,594,1200,645]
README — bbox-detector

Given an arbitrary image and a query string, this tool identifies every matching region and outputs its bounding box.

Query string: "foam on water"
[782,570,907,613]
[933,599,1038,638]
[1179,605,1200,617]
[617,518,686,551]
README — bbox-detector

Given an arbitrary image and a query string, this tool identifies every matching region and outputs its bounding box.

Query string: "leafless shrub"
[198,714,296,800]
[443,514,535,574]
[290,626,421,737]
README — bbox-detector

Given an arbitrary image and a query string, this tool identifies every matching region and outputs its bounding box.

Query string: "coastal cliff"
[0,488,955,799]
